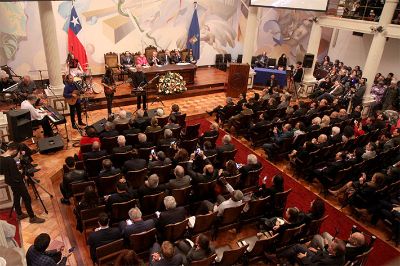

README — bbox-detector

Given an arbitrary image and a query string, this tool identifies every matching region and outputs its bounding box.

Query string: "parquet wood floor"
[16,89,400,266]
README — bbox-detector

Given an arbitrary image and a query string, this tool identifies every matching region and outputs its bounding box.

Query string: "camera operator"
[0,143,45,223]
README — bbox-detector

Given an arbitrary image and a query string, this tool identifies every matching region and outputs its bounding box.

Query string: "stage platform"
[88,67,227,110]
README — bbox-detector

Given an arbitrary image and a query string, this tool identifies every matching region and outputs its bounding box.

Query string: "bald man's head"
[92,141,100,151]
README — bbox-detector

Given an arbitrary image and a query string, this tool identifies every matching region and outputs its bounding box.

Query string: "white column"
[37,1,64,96]
[303,21,322,83]
[362,0,398,106]
[242,6,258,65]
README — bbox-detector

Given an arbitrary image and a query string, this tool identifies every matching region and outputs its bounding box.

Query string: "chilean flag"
[68,6,87,71]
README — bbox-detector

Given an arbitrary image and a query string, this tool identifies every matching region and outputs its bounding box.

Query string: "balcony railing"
[326,0,400,25]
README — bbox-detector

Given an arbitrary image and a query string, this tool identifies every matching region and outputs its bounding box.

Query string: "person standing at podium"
[20,95,53,138]
[130,64,148,110]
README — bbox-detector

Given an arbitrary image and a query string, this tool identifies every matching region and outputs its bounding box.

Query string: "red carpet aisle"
[187,118,400,265]
[0,209,21,246]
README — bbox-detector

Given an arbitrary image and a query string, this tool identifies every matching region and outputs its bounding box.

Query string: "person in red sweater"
[78,126,100,160]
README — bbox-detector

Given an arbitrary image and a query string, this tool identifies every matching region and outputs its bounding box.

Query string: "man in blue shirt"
[63,74,85,129]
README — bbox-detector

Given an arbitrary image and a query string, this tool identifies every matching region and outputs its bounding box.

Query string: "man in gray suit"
[166,165,191,190]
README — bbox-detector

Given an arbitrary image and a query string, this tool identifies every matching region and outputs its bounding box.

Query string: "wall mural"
[0,0,330,79]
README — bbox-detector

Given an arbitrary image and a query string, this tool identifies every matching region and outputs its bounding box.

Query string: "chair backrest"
[85,156,108,178]
[115,123,130,134]
[218,245,248,266]
[246,196,271,219]
[96,238,124,266]
[111,199,137,222]
[345,247,374,266]
[146,129,164,145]
[125,134,139,146]
[141,191,165,215]
[111,152,132,169]
[157,116,169,127]
[224,173,241,190]
[97,173,121,196]
[101,136,118,154]
[224,54,232,62]
[203,135,218,148]
[129,228,157,254]
[220,204,245,226]
[81,205,106,222]
[149,164,173,184]
[184,123,201,139]
[71,181,96,202]
[175,113,187,127]
[274,189,292,217]
[171,185,192,206]
[125,168,148,189]
[306,215,329,238]
[180,138,198,154]
[144,45,157,59]
[80,143,92,154]
[138,146,156,161]
[163,218,189,242]
[195,180,217,200]
[248,233,279,258]
[169,126,182,139]
[243,167,263,188]
[190,254,217,266]
[220,149,237,166]
[104,52,119,69]
[279,224,305,248]
[192,212,217,235]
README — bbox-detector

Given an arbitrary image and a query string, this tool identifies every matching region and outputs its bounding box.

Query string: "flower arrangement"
[157,71,187,95]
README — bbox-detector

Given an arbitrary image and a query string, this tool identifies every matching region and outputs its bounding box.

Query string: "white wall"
[328,29,400,77]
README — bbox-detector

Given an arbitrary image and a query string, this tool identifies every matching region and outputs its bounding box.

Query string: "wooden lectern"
[226,63,250,98]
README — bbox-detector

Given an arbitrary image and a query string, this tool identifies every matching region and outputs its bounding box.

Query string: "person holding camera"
[0,143,45,223]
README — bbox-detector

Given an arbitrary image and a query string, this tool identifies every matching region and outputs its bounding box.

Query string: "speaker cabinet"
[303,54,315,68]
[7,109,33,142]
[38,135,64,154]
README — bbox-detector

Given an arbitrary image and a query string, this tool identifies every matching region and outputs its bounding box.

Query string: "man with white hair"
[0,69,15,92]
[329,126,342,144]
[99,121,119,139]
[136,133,153,149]
[131,108,151,132]
[113,109,130,125]
[119,207,155,240]
[159,128,177,146]
[217,134,235,157]
[239,154,262,188]
[20,94,54,137]
[112,135,132,153]
[138,174,165,197]
[157,196,186,234]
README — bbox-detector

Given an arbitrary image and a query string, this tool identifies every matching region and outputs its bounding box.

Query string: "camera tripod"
[8,173,54,218]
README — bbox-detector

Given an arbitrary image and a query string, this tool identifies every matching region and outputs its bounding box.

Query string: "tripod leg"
[31,185,48,214]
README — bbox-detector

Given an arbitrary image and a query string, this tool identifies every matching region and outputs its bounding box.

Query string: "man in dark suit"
[122,149,147,173]
[83,141,108,160]
[98,159,121,178]
[203,141,217,158]
[149,51,161,66]
[131,109,151,132]
[99,122,119,139]
[217,134,235,156]
[158,129,177,147]
[112,135,132,154]
[187,163,215,184]
[87,213,121,263]
[266,74,279,89]
[119,207,155,241]
[292,61,304,96]
[262,124,294,160]
[120,51,134,69]
[160,50,172,65]
[172,50,182,64]
[255,52,268,68]
[130,64,148,110]
[149,241,184,266]
[329,127,342,145]
[60,156,86,204]
[166,165,191,190]
[135,133,154,149]
[157,196,186,235]
[293,101,308,117]
[104,178,136,209]
[148,151,172,169]
[239,154,262,187]
[280,238,346,266]
[314,151,347,185]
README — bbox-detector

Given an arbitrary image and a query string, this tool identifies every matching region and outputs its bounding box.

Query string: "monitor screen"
[250,0,329,12]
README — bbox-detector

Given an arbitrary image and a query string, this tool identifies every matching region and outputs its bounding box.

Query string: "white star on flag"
[71,16,80,27]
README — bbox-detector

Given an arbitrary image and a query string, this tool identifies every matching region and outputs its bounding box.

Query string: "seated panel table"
[253,67,287,88]
[141,64,197,92]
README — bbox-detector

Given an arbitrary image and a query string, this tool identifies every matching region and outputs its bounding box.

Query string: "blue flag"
[187,8,200,60]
